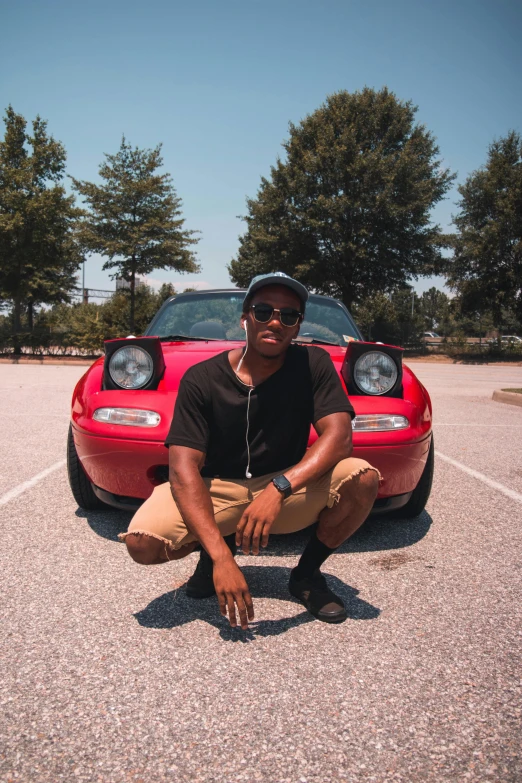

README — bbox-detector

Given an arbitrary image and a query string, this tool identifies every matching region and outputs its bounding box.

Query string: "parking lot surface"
[1,362,521,783]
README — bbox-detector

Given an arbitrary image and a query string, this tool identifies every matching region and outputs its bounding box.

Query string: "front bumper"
[92,484,413,514]
[73,427,430,513]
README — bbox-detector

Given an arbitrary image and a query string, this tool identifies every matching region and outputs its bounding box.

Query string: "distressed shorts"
[119,457,380,554]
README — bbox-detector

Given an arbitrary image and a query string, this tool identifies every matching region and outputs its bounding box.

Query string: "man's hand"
[213,557,254,630]
[235,484,284,555]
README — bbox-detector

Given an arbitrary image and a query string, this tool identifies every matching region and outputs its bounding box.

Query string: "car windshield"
[146,291,361,346]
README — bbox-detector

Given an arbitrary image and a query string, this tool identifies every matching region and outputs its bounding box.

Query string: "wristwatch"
[272,474,292,499]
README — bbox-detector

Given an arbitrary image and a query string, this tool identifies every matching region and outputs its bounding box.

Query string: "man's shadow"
[77,506,432,640]
[134,564,380,642]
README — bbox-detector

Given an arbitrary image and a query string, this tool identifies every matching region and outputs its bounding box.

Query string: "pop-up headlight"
[103,337,165,391]
[342,342,403,397]
[354,351,398,395]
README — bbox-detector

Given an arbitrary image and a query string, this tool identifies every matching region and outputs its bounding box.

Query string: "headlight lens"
[108,346,154,389]
[354,351,398,395]
[352,414,408,431]
[93,408,161,427]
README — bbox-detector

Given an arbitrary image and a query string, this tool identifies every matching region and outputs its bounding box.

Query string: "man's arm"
[169,445,254,629]
[284,410,353,491]
[235,411,352,555]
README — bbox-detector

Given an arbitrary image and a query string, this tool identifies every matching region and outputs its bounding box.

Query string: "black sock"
[293,528,336,580]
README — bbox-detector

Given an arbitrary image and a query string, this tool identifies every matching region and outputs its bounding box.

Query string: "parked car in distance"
[67,289,434,520]
[423,331,440,339]
[487,335,522,345]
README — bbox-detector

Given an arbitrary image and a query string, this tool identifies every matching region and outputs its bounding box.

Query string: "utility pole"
[82,258,88,304]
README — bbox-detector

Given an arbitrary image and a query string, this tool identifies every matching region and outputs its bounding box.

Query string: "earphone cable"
[236,319,248,374]
[234,321,253,478]
[245,387,253,479]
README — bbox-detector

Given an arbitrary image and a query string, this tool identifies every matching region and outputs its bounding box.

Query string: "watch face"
[273,475,292,495]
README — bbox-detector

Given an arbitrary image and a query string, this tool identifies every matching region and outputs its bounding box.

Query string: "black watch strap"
[272,474,292,499]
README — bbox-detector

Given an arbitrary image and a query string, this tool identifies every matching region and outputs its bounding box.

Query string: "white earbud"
[242,321,247,331]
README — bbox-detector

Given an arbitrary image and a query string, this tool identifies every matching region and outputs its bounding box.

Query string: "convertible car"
[67,289,433,517]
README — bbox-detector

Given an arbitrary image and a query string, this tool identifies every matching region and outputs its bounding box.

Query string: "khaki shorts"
[119,457,380,553]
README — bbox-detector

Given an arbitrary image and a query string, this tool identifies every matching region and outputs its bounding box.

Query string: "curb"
[492,389,522,408]
[0,357,96,366]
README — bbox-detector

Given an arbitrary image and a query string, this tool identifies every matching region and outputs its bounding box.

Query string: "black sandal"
[288,568,347,623]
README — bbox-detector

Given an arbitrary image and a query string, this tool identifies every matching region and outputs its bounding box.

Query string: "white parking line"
[0,413,69,418]
[435,450,522,505]
[0,460,66,507]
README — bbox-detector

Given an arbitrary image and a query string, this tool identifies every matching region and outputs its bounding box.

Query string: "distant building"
[115,276,147,291]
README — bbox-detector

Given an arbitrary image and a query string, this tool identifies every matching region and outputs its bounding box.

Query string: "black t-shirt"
[165,345,355,479]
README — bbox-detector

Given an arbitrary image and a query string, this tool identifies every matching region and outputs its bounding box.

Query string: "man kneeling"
[119,273,380,629]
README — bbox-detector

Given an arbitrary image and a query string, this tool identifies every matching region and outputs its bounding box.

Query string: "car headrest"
[189,321,227,339]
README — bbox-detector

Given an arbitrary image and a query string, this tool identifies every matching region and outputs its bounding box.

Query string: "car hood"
[158,339,348,388]
[73,339,430,446]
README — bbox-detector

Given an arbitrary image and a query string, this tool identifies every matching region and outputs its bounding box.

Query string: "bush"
[0,285,178,356]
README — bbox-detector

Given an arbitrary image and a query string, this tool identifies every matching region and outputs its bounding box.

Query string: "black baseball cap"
[244,272,309,311]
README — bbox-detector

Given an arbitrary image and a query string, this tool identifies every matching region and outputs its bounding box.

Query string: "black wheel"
[399,435,434,518]
[67,424,109,510]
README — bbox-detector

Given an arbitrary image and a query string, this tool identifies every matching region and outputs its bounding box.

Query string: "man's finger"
[217,592,227,617]
[235,594,249,630]
[244,590,255,621]
[241,519,256,554]
[251,521,264,555]
[226,595,237,627]
[261,521,271,549]
[235,510,249,546]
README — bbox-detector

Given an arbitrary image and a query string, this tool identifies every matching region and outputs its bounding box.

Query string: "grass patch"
[501,388,522,394]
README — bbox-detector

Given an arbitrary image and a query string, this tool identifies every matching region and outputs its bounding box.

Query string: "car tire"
[67,424,109,510]
[398,434,434,519]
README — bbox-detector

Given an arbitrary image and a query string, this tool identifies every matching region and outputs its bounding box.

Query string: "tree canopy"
[72,138,200,332]
[0,106,82,344]
[447,130,522,330]
[353,287,425,345]
[229,87,454,309]
[418,287,451,332]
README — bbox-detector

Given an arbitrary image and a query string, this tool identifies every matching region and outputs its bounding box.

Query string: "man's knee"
[339,466,380,503]
[358,468,380,499]
[124,532,166,565]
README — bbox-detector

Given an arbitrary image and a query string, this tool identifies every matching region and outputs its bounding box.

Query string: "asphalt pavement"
[1,362,521,783]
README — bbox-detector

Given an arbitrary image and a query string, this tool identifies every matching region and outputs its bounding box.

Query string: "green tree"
[353,286,424,346]
[157,282,177,305]
[0,106,82,350]
[38,284,168,354]
[418,287,451,332]
[447,131,522,335]
[353,292,396,341]
[229,88,454,309]
[101,285,163,337]
[72,137,200,332]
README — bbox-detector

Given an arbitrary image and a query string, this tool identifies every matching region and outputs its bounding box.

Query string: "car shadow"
[239,511,433,558]
[77,506,432,556]
[133,564,380,642]
[75,507,132,542]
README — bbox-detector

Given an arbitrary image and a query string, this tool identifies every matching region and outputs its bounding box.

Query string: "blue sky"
[2,0,521,298]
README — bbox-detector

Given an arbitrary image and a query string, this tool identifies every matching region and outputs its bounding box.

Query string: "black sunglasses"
[250,302,302,327]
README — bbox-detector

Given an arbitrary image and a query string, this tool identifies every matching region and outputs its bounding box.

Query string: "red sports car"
[67,289,433,517]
